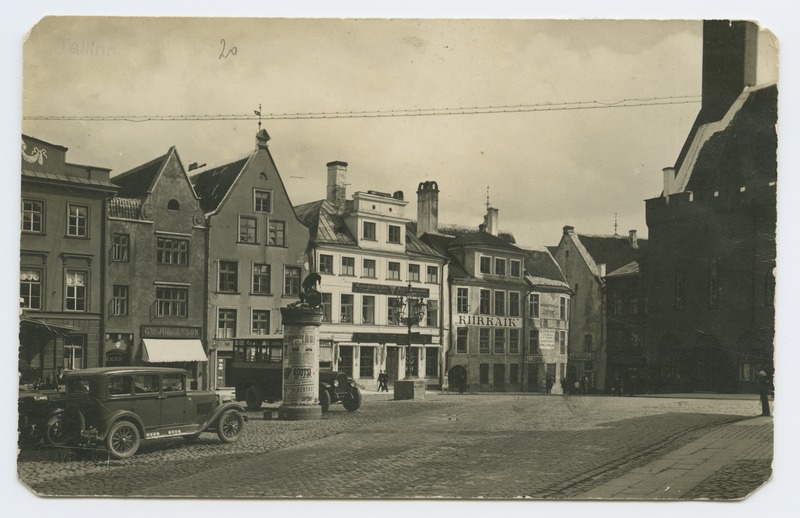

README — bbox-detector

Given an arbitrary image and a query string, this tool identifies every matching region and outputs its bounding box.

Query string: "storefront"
[138,325,207,389]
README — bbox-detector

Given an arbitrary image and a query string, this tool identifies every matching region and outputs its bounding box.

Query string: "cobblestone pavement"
[17,393,772,499]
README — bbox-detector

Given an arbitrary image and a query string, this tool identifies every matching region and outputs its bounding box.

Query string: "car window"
[133,374,160,394]
[108,375,133,395]
[66,377,91,395]
[162,373,185,392]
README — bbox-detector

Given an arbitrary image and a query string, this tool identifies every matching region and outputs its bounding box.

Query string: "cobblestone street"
[17,393,772,500]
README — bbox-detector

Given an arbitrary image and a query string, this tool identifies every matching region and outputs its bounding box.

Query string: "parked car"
[318,370,362,413]
[60,367,246,459]
[17,385,65,447]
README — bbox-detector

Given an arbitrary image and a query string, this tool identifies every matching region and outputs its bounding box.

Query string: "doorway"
[386,347,399,384]
[493,364,506,392]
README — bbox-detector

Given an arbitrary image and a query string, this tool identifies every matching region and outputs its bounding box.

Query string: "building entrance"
[493,364,505,391]
[386,347,399,384]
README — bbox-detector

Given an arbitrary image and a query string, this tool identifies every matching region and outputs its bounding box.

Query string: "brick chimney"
[326,161,348,207]
[416,181,439,237]
[628,229,638,249]
[485,207,499,236]
[662,167,676,197]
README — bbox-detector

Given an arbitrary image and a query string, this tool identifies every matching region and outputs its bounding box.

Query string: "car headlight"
[333,380,339,388]
[33,394,49,402]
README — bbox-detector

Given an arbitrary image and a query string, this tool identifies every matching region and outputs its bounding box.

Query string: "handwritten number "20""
[219,39,237,59]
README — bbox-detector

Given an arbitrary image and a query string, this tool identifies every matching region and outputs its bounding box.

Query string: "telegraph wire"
[23,94,701,122]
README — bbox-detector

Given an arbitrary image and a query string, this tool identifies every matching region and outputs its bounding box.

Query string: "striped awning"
[142,339,208,363]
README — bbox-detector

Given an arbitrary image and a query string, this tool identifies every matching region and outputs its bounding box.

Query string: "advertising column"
[278,306,324,420]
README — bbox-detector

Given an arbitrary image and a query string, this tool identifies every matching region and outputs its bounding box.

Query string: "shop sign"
[525,355,545,363]
[456,315,521,327]
[141,325,202,339]
[233,338,283,347]
[570,353,594,361]
[352,332,432,344]
[352,282,430,298]
[541,303,559,319]
[538,328,556,349]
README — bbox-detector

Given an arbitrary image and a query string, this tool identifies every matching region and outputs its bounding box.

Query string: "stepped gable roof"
[189,156,250,214]
[108,197,142,219]
[606,260,641,278]
[574,233,647,274]
[111,150,171,198]
[524,248,569,288]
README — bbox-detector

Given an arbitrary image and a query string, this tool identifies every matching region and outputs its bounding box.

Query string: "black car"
[18,386,65,447]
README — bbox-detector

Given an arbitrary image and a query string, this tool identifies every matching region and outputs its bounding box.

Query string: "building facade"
[105,147,209,388]
[604,260,648,394]
[20,135,117,385]
[190,129,311,389]
[295,165,447,390]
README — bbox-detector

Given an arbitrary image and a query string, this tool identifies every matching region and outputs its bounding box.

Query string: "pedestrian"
[56,366,66,388]
[459,372,466,394]
[573,380,580,395]
[560,377,568,394]
[611,375,620,396]
[581,375,589,395]
[757,370,772,416]
[377,370,388,392]
[546,377,553,394]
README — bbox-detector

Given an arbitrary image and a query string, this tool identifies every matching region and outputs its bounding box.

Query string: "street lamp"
[392,282,427,379]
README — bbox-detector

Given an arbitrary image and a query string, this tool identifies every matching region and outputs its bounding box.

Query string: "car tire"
[245,386,262,411]
[319,387,331,413]
[343,387,362,412]
[217,409,244,443]
[105,420,140,459]
[44,414,66,446]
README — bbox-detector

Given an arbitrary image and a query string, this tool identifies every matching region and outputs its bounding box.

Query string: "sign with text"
[456,315,521,328]
[141,325,202,338]
[570,353,594,361]
[540,303,559,319]
[538,328,556,349]
[353,332,432,345]
[352,282,430,298]
[525,355,545,363]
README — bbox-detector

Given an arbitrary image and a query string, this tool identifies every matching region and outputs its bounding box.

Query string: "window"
[479,328,490,353]
[480,256,491,274]
[64,336,85,370]
[239,216,257,243]
[284,266,301,296]
[529,293,540,318]
[457,288,469,313]
[319,254,334,274]
[156,287,188,317]
[254,190,272,213]
[111,285,129,316]
[426,266,438,283]
[479,289,491,314]
[218,261,238,292]
[479,364,490,384]
[426,300,438,327]
[341,257,355,276]
[388,297,402,325]
[629,297,639,315]
[555,330,561,354]
[67,204,88,237]
[509,292,520,317]
[509,329,520,353]
[252,264,271,294]
[494,329,505,353]
[560,296,568,320]
[709,259,720,308]
[387,261,401,280]
[339,346,354,376]
[156,237,188,265]
[133,374,159,393]
[584,334,593,353]
[675,263,685,310]
[20,269,42,310]
[510,259,521,278]
[112,234,130,262]
[510,364,519,384]
[362,295,375,324]
[268,220,286,246]
[321,293,332,322]
[363,221,377,241]
[559,331,567,354]
[252,310,270,335]
[408,264,420,282]
[359,347,375,378]
[363,259,377,278]
[529,330,539,354]
[167,199,180,211]
[22,199,43,233]
[424,348,439,377]
[456,328,468,353]
[494,258,507,276]
[218,309,237,339]
[613,298,623,315]
[388,224,402,244]
[340,294,354,323]
[65,270,87,312]
[162,373,185,392]
[494,291,506,316]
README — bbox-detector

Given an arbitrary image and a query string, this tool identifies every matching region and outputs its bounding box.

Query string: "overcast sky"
[19,17,736,247]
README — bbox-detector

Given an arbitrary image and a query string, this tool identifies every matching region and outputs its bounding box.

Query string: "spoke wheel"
[44,414,67,446]
[105,421,140,459]
[217,410,244,443]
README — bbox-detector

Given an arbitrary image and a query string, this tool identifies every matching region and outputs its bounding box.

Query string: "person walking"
[377,370,389,392]
[546,377,554,394]
[757,370,772,416]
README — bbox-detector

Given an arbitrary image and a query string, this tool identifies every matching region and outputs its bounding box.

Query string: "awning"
[142,339,208,363]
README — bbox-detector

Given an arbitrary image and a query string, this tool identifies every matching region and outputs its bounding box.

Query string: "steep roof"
[108,197,142,219]
[606,260,641,278]
[574,233,647,275]
[189,156,250,214]
[449,230,523,253]
[524,248,569,289]
[111,150,171,198]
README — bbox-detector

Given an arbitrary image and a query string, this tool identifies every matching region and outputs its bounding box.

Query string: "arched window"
[167,199,180,211]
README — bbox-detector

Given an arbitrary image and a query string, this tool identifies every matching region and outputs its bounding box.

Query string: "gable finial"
[254,104,262,131]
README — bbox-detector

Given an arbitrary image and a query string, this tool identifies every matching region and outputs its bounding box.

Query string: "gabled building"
[294,166,447,390]
[105,147,208,388]
[190,130,310,389]
[644,21,777,393]
[20,135,117,384]
[552,227,646,392]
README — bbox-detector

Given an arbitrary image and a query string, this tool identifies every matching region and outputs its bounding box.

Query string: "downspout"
[440,257,450,390]
[203,216,211,390]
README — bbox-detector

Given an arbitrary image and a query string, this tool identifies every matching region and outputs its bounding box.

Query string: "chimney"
[598,263,606,278]
[562,225,575,235]
[485,207,499,236]
[628,229,638,249]
[256,129,271,150]
[416,181,439,236]
[662,167,676,196]
[326,161,348,207]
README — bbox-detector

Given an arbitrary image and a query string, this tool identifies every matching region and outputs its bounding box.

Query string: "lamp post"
[392,282,427,380]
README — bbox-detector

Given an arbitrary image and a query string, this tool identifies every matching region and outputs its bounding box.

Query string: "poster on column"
[284,331,318,404]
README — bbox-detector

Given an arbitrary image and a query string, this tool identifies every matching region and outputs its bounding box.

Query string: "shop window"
[359,347,375,378]
[425,347,438,377]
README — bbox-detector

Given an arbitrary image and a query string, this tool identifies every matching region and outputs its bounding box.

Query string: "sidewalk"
[575,415,773,500]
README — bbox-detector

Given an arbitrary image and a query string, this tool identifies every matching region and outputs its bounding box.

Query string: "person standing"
[757,370,772,416]
[377,370,388,392]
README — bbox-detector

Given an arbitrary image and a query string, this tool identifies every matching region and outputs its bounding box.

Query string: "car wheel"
[319,387,331,413]
[105,421,140,459]
[245,386,262,411]
[44,414,67,446]
[343,387,362,412]
[217,409,244,443]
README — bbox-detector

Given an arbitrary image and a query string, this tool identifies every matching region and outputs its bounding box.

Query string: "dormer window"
[167,199,180,211]
[363,221,377,241]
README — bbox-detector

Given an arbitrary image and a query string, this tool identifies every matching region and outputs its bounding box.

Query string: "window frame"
[65,270,88,312]
[22,199,44,233]
[156,237,189,265]
[456,287,469,313]
[111,284,129,316]
[388,224,402,244]
[239,216,258,244]
[283,266,301,296]
[341,257,355,276]
[361,295,376,324]
[217,308,237,339]
[456,327,469,354]
[494,290,506,316]
[66,203,89,238]
[20,268,43,310]
[408,263,421,282]
[494,257,507,277]
[479,255,492,274]
[509,291,520,317]
[510,259,522,278]
[155,286,188,318]
[529,293,540,318]
[387,261,401,280]
[268,219,286,247]
[479,328,490,353]
[319,254,334,274]
[340,294,354,323]
[426,265,438,284]
[252,263,271,295]
[251,309,270,335]
[493,328,505,353]
[218,260,239,293]
[112,233,130,262]
[362,221,377,241]
[362,259,377,279]
[253,189,272,214]
[479,289,491,315]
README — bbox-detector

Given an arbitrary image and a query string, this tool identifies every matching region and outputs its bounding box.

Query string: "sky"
[5,1,799,516]
[19,17,718,248]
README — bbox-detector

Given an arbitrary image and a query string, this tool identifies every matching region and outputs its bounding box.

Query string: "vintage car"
[60,367,246,459]
[318,370,362,413]
[18,385,65,447]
